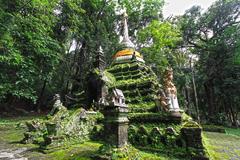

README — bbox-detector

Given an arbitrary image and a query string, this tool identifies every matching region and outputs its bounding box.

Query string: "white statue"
[161,68,180,112]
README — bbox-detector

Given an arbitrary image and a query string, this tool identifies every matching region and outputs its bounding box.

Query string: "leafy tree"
[55,0,165,96]
[0,0,61,111]
[138,20,182,73]
[137,18,196,117]
[179,0,240,125]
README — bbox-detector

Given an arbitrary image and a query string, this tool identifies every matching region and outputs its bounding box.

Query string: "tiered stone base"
[128,113,209,159]
[107,61,159,112]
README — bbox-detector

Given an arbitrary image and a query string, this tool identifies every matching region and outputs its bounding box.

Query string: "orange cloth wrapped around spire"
[113,49,143,59]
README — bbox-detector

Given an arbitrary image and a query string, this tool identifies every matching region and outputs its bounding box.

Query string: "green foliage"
[0,0,61,104]
[117,0,164,39]
[138,20,183,74]
[179,0,240,124]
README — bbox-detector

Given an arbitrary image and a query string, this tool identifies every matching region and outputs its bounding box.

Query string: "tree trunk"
[37,79,47,113]
[184,86,191,114]
[204,80,215,121]
[192,70,200,123]
[229,101,237,127]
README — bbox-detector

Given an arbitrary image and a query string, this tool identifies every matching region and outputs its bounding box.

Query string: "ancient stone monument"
[101,88,129,148]
[22,95,99,151]
[22,11,209,160]
[100,12,207,159]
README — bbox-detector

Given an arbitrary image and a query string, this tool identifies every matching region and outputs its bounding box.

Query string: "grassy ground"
[0,116,240,160]
[204,131,240,160]
[0,116,186,160]
[225,127,240,137]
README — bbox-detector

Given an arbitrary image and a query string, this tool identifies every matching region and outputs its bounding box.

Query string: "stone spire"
[120,12,135,49]
[94,45,106,71]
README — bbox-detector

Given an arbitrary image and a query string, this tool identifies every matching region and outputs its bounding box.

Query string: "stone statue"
[160,68,180,112]
[159,91,169,111]
[49,94,67,116]
[155,89,169,111]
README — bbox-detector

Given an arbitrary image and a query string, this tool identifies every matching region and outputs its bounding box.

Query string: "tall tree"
[54,0,165,96]
[179,0,240,125]
[0,0,61,111]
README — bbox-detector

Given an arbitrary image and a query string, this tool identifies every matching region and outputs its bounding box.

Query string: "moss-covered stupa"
[107,13,159,113]
[98,12,209,159]
[21,12,209,160]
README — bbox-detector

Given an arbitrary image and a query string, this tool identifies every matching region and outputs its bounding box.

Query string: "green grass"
[0,116,189,160]
[0,115,45,124]
[49,141,102,160]
[225,127,240,137]
[204,131,240,160]
[2,116,240,160]
[138,150,181,160]
[203,124,240,137]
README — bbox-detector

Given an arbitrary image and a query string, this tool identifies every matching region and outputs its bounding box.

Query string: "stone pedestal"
[181,127,204,150]
[181,127,209,159]
[103,105,129,148]
[169,111,182,121]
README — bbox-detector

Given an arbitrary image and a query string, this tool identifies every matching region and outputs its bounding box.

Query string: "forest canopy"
[0,0,239,126]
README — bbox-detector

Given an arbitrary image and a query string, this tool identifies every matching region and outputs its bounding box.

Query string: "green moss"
[181,113,192,122]
[107,61,159,113]
[139,150,180,160]
[115,78,153,87]
[97,144,140,160]
[128,112,169,122]
[107,62,139,73]
[0,115,45,125]
[0,118,211,160]
[181,121,201,128]
[103,70,116,87]
[128,123,184,154]
[49,141,102,160]
[128,102,156,112]
[0,125,25,142]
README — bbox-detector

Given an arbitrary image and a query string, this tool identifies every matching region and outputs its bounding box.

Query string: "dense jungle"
[0,0,239,160]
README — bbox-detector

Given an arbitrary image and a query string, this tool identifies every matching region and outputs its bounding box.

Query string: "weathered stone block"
[181,127,204,149]
[102,88,129,148]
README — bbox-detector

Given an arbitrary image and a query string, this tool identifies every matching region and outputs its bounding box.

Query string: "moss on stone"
[181,113,193,122]
[97,144,140,160]
[22,108,101,150]
[182,121,201,128]
[107,61,159,113]
[48,141,102,160]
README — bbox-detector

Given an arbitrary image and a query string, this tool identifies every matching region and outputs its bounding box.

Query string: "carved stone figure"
[161,68,180,112]
[155,89,169,111]
[49,94,67,116]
